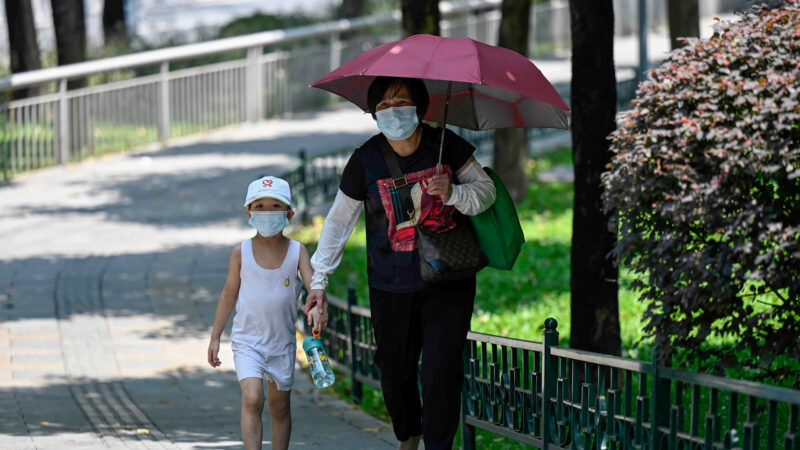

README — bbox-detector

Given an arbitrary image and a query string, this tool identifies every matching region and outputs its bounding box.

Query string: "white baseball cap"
[244,176,292,208]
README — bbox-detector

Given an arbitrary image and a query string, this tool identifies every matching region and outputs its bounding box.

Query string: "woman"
[305,77,496,450]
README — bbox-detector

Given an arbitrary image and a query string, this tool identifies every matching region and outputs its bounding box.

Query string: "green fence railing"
[296,288,800,449]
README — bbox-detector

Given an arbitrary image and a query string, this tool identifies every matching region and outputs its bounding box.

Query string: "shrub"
[601,1,800,387]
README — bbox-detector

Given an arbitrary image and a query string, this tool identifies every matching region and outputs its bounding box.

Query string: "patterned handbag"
[378,138,488,282]
[415,218,488,282]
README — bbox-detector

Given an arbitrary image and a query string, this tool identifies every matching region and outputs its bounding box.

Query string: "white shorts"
[232,344,295,391]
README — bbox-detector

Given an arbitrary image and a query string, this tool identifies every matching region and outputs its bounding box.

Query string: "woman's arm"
[299,243,328,331]
[305,189,362,313]
[442,155,497,215]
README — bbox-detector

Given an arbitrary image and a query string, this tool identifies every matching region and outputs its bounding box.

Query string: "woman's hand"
[427,173,453,202]
[305,289,328,330]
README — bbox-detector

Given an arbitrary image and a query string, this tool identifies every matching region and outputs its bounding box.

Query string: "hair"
[366,77,429,120]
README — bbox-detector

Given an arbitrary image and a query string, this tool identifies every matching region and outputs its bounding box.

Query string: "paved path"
[0,106,398,449]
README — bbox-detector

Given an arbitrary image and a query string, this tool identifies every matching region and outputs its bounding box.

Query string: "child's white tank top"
[232,238,300,356]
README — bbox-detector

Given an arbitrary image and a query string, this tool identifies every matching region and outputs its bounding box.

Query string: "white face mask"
[248,211,289,237]
[376,106,419,140]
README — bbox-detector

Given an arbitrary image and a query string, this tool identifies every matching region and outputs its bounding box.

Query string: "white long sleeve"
[309,189,363,291]
[443,160,497,216]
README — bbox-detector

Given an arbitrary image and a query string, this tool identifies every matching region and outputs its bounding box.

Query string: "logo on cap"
[263,179,273,188]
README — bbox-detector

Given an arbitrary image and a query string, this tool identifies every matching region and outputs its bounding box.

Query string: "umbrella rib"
[470,38,482,83]
[422,38,447,79]
[468,84,479,130]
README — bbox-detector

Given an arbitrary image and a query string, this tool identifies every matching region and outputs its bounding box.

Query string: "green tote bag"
[469,167,525,270]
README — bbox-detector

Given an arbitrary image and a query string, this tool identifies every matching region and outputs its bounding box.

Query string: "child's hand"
[207,338,221,368]
[306,300,328,333]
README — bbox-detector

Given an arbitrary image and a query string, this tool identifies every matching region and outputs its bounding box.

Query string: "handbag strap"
[377,137,416,221]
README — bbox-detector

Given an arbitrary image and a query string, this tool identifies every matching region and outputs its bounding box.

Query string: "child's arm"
[207,245,242,368]
[298,243,327,332]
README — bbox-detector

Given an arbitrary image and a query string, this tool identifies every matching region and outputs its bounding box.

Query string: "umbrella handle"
[437,81,452,175]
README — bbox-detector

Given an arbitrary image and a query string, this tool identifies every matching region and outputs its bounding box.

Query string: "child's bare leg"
[266,381,292,450]
[240,378,265,450]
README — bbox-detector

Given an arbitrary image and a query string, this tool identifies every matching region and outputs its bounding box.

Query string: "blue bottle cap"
[303,329,324,352]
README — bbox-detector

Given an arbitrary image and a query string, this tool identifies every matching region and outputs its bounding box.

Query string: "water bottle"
[302,329,335,388]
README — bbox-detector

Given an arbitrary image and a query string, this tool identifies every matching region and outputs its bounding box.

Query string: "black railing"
[282,147,352,222]
[297,290,800,449]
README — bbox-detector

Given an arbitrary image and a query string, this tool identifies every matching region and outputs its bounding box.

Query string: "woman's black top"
[339,123,475,292]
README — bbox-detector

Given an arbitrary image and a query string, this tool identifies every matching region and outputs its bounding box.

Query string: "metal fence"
[1,0,754,184]
[297,289,800,449]
[0,1,498,183]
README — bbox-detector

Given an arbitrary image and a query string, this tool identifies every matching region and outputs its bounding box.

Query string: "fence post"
[541,317,559,447]
[158,62,170,146]
[466,10,478,41]
[330,31,342,75]
[329,31,343,106]
[245,46,263,123]
[298,149,310,222]
[347,287,363,405]
[57,79,70,165]
[461,340,476,450]
[1,103,7,183]
[650,336,671,449]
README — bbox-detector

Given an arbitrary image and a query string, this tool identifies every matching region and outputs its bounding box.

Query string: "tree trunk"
[401,0,439,37]
[50,0,87,89]
[338,0,366,40]
[667,0,699,50]
[4,0,42,99]
[338,0,366,19]
[568,0,620,356]
[492,0,531,203]
[103,0,127,46]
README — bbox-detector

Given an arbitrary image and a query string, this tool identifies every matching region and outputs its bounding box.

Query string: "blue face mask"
[376,106,419,141]
[248,211,289,237]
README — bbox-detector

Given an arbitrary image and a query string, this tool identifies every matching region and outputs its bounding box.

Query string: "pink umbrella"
[311,33,570,131]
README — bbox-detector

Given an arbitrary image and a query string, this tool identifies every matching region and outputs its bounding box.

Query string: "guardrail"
[0,0,513,183]
[296,288,800,449]
[0,0,749,184]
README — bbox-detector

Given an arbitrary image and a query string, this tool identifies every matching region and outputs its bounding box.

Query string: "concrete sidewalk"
[0,105,397,449]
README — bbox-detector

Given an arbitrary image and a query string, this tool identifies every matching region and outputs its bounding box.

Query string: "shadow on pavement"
[0,365,345,448]
[0,244,229,330]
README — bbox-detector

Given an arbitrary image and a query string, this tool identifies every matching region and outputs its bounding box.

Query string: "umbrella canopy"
[311,34,570,131]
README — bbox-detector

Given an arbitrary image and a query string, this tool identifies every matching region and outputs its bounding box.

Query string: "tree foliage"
[602,2,800,386]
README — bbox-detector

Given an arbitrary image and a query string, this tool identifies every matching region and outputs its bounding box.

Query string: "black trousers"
[369,276,475,450]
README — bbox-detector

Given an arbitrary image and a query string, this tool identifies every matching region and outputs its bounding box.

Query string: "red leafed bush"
[602,1,800,385]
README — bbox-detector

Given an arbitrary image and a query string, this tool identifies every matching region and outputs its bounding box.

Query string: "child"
[207,175,327,450]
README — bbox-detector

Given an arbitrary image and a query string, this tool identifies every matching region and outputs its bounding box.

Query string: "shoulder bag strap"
[377,137,416,221]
